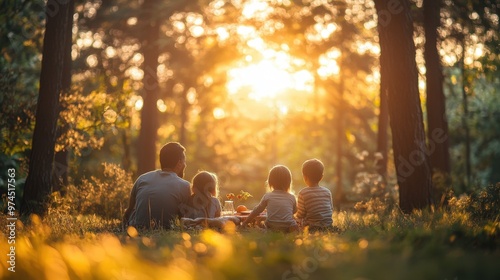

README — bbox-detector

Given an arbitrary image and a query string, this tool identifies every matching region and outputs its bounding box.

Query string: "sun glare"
[227,56,314,100]
[225,51,315,121]
[228,61,288,100]
[242,0,272,19]
[223,0,319,116]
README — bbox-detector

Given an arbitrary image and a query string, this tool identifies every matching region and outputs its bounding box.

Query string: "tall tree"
[423,0,450,177]
[374,0,433,213]
[334,64,346,208]
[460,36,472,186]
[22,0,74,215]
[53,0,75,193]
[376,61,389,181]
[137,0,160,175]
[376,14,390,182]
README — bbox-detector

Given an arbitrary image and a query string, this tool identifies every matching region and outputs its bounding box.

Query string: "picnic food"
[236,205,248,213]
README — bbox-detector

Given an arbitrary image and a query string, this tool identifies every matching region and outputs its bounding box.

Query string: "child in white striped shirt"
[296,159,334,232]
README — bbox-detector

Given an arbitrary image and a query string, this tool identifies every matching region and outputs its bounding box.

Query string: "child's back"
[296,159,333,229]
[184,171,222,219]
[242,165,298,232]
[296,186,333,227]
[254,189,297,229]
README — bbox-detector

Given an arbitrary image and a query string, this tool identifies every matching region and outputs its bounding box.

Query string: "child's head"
[192,171,218,197]
[267,165,292,192]
[302,159,324,186]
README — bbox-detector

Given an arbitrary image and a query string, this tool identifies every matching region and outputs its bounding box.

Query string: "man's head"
[160,142,186,178]
[302,158,324,186]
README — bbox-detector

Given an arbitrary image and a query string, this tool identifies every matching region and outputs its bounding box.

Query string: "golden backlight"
[225,52,315,120]
[225,43,314,117]
[227,58,313,101]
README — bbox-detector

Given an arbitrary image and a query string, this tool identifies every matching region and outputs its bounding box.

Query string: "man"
[123,142,190,230]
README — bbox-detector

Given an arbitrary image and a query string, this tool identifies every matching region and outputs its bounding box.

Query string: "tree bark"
[137,0,160,175]
[376,50,389,181]
[460,37,472,187]
[53,0,75,194]
[374,0,433,213]
[22,0,74,216]
[423,0,450,176]
[334,70,346,209]
[179,93,188,145]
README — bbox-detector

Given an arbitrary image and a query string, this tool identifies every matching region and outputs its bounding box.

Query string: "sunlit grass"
[1,192,499,280]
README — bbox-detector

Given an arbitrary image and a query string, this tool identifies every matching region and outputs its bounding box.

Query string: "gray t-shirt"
[129,170,190,229]
[253,190,297,227]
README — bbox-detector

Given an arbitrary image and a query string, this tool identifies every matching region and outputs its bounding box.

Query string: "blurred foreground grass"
[1,186,500,280]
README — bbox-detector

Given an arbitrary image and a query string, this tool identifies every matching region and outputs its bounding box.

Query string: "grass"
[1,204,499,280]
[1,184,499,280]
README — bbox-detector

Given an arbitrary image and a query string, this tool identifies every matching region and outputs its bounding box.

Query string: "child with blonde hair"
[183,171,221,219]
[242,165,299,233]
[182,171,241,230]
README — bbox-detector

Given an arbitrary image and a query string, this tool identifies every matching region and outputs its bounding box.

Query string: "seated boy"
[295,159,334,232]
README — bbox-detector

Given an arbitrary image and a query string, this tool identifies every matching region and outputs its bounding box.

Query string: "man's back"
[129,170,190,229]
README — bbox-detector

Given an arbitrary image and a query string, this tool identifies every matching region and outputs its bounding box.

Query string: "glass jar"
[223,200,235,216]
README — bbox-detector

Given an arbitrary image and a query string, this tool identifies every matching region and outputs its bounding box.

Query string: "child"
[182,171,221,219]
[295,159,334,232]
[242,165,299,233]
[181,171,245,231]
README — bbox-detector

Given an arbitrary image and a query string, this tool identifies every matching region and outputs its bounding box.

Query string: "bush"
[448,183,500,221]
[58,163,132,220]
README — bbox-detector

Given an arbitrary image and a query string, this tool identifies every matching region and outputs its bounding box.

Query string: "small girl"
[181,171,243,230]
[242,165,299,232]
[183,171,221,219]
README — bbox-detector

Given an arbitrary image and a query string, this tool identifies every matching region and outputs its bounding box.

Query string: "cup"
[223,200,235,216]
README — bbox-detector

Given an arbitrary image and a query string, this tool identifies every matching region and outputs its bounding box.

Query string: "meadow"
[1,184,499,280]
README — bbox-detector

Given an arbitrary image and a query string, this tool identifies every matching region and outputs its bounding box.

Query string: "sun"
[227,60,292,101]
[226,49,314,104]
[223,1,315,117]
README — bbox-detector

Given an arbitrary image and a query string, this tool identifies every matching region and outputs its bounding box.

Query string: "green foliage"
[445,66,500,187]
[0,0,44,155]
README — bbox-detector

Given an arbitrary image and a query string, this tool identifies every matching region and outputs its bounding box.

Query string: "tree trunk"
[122,129,132,172]
[376,50,389,181]
[53,0,75,194]
[374,0,433,213]
[22,0,74,216]
[460,38,472,187]
[334,70,346,209]
[179,93,188,145]
[137,0,160,175]
[423,0,450,176]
